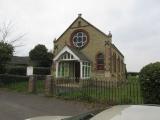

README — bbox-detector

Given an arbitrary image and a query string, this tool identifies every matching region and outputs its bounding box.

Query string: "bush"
[5,66,50,76]
[139,62,160,104]
[6,66,26,75]
[0,74,29,85]
[33,67,51,75]
[0,65,6,74]
[127,72,139,76]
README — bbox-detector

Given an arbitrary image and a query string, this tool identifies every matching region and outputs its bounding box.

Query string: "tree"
[0,41,14,73]
[29,44,53,67]
[139,62,160,104]
[0,20,25,47]
[0,21,25,73]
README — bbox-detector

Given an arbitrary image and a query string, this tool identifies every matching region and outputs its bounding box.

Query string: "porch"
[53,46,91,81]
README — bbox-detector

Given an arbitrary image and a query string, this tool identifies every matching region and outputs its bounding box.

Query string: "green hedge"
[0,65,6,74]
[5,66,50,76]
[33,67,51,75]
[0,74,29,85]
[6,66,26,75]
[127,72,139,76]
[139,62,160,104]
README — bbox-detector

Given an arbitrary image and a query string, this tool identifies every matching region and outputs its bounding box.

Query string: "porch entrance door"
[74,61,80,82]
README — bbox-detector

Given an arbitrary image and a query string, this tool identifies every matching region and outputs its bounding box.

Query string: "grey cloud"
[0,0,159,72]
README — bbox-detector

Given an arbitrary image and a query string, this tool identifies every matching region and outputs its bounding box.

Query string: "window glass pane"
[85,67,87,77]
[98,54,104,59]
[96,53,104,70]
[58,63,60,76]
[68,53,70,59]
[78,32,82,37]
[73,37,77,42]
[71,55,73,59]
[62,63,64,76]
[83,66,85,77]
[72,31,88,48]
[77,42,82,47]
[97,59,104,64]
[83,37,86,42]
[77,37,82,42]
[88,66,90,77]
[64,54,66,59]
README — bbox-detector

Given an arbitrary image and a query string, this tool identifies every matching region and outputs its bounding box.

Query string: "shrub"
[127,72,139,76]
[33,67,51,75]
[139,62,160,104]
[0,65,6,74]
[5,66,50,76]
[29,44,53,67]
[0,74,29,85]
[6,66,26,75]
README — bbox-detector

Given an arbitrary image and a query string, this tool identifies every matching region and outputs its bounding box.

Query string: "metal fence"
[0,74,143,104]
[0,74,29,92]
[53,78,143,104]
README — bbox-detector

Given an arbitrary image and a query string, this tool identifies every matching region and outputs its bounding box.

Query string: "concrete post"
[28,75,36,93]
[45,75,54,96]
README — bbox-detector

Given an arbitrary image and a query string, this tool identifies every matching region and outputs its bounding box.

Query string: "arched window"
[113,53,117,72]
[118,57,120,73]
[71,29,89,49]
[96,53,104,70]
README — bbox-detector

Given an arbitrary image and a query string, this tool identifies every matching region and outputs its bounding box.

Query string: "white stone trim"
[80,61,83,79]
[53,46,80,61]
[55,62,59,78]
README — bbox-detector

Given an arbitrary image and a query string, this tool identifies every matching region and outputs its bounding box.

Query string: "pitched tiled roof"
[69,46,90,61]
[9,56,29,65]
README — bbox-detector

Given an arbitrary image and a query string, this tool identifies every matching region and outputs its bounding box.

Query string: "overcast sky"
[0,0,159,72]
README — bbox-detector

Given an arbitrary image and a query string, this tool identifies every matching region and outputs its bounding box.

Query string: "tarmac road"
[0,90,90,120]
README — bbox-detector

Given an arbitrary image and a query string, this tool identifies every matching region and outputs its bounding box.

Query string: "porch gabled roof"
[53,45,89,62]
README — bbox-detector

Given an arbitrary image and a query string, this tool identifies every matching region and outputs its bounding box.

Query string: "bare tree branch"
[9,33,26,44]
[0,20,14,42]
[13,44,25,48]
[0,20,26,48]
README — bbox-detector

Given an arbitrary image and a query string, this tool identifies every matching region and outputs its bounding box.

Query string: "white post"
[27,66,33,76]
[56,61,59,78]
[80,61,83,79]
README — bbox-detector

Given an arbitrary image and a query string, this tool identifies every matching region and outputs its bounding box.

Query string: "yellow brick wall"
[53,17,126,80]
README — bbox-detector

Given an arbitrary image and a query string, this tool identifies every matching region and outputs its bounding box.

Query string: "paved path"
[0,90,91,120]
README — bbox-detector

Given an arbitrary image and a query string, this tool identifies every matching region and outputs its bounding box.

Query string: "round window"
[71,31,88,48]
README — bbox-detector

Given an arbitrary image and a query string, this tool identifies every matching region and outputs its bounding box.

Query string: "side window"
[96,53,104,70]
[113,53,116,72]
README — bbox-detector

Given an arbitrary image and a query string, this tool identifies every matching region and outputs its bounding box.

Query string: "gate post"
[45,75,54,96]
[28,75,36,93]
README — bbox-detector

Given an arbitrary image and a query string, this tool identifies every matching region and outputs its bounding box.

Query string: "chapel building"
[53,14,126,81]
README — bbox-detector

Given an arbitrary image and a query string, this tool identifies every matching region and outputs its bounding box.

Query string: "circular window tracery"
[72,31,88,48]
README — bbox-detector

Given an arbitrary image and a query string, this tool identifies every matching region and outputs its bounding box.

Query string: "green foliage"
[0,74,28,85]
[0,65,6,74]
[29,44,53,67]
[0,74,28,92]
[127,72,139,76]
[0,41,14,73]
[5,66,50,76]
[139,62,160,104]
[33,67,51,75]
[6,66,26,75]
